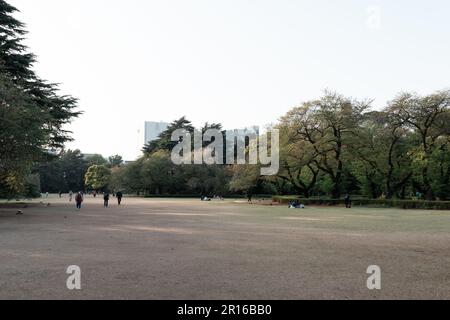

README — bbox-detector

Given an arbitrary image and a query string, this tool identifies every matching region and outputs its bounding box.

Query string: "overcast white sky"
[10,0,450,160]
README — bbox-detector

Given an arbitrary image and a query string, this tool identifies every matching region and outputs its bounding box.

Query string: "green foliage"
[112,149,231,196]
[229,165,260,193]
[84,165,112,191]
[23,174,41,198]
[122,90,450,200]
[85,154,108,166]
[387,91,450,200]
[278,91,370,199]
[277,90,450,200]
[108,155,123,167]
[37,149,88,193]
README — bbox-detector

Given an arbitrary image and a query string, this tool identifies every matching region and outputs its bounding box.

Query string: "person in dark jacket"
[103,193,110,208]
[344,194,352,209]
[116,191,123,206]
[75,192,83,210]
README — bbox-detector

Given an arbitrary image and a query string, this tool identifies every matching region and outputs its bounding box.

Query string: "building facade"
[144,121,169,145]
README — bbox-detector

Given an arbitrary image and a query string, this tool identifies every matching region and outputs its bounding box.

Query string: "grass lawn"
[1,196,449,300]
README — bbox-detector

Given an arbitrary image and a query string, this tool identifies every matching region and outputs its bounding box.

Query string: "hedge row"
[272,196,450,210]
[141,194,274,199]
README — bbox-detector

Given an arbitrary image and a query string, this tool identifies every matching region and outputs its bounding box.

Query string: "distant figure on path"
[104,193,110,208]
[344,194,352,209]
[116,191,123,206]
[247,192,253,204]
[75,192,83,210]
[69,191,73,202]
[59,191,62,198]
[93,190,97,198]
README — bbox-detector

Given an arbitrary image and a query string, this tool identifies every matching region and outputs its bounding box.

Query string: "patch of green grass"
[273,196,450,210]
[211,202,450,233]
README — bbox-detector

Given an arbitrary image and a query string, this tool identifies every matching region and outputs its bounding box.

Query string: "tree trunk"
[422,165,435,201]
[331,178,341,199]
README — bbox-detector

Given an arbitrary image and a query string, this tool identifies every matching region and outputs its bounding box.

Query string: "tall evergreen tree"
[0,0,80,196]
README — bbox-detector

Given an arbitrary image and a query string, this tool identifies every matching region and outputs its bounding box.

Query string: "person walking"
[116,191,123,206]
[103,192,110,208]
[75,192,83,210]
[69,191,73,202]
[247,192,253,204]
[344,194,352,209]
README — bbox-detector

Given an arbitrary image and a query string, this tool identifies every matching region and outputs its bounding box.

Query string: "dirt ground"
[1,196,449,300]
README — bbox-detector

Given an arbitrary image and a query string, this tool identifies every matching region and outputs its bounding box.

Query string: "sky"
[9,0,450,160]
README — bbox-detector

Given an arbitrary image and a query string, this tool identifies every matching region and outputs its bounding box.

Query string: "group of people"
[64,191,124,210]
[102,191,124,207]
[201,195,224,202]
[288,195,353,209]
[288,200,306,209]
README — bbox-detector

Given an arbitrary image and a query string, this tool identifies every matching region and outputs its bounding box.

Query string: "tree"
[229,165,260,194]
[278,110,320,198]
[0,0,80,196]
[37,149,88,193]
[430,137,450,200]
[350,111,413,199]
[85,165,112,191]
[286,92,370,198]
[140,150,173,195]
[0,74,47,196]
[109,165,126,193]
[108,155,123,167]
[85,154,108,166]
[121,159,145,195]
[388,90,450,200]
[0,0,80,148]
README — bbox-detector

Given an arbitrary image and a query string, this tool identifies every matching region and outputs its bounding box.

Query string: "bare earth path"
[1,196,449,300]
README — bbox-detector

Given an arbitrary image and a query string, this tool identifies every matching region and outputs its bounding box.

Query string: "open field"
[1,196,450,300]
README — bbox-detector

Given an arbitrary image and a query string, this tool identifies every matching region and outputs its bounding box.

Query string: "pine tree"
[0,0,80,196]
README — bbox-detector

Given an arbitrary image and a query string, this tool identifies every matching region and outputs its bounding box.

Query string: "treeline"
[277,91,450,201]
[36,151,123,194]
[108,90,449,201]
[22,92,450,200]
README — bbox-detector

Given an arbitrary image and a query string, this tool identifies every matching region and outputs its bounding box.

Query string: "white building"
[144,121,169,145]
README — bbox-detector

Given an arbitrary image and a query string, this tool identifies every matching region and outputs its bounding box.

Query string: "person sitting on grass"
[289,200,305,209]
